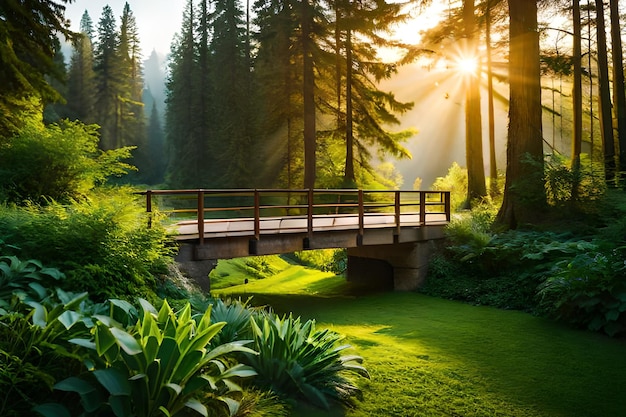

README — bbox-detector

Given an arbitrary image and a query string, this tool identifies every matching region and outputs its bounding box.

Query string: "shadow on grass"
[232,291,626,417]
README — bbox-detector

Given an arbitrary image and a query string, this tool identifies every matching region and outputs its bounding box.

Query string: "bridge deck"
[175,212,449,240]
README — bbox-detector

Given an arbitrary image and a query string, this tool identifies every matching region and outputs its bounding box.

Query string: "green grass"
[215,273,626,417]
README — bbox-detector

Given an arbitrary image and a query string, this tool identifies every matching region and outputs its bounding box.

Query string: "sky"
[63,0,186,57]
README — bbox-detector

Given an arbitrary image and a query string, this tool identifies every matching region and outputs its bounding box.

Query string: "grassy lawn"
[214,265,626,417]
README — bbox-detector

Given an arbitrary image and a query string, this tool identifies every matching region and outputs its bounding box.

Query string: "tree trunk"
[571,0,583,201]
[302,0,316,189]
[485,0,498,196]
[495,0,544,229]
[609,0,626,186]
[344,29,355,186]
[463,0,486,205]
[595,0,616,186]
[572,0,583,170]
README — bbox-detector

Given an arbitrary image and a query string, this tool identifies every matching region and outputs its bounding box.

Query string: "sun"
[454,56,479,75]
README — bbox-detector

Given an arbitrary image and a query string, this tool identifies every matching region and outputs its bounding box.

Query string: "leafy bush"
[0,121,135,205]
[0,191,172,301]
[208,298,256,347]
[538,250,626,336]
[0,256,64,313]
[40,299,258,417]
[544,153,606,211]
[1,287,94,417]
[243,313,369,409]
[290,249,347,274]
[432,162,468,211]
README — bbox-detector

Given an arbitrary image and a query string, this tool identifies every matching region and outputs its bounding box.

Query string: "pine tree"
[146,101,166,184]
[211,0,257,186]
[118,3,148,177]
[66,11,97,123]
[93,5,125,150]
[254,0,304,187]
[166,0,202,187]
[0,0,77,137]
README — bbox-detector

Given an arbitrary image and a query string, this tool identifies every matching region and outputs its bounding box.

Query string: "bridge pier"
[175,243,216,292]
[347,240,437,291]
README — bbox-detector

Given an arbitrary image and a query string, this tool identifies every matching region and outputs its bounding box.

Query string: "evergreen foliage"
[163,0,414,189]
[0,0,76,137]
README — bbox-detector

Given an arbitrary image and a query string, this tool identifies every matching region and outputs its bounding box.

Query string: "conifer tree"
[0,0,76,137]
[119,3,148,177]
[93,5,125,150]
[67,11,97,123]
[166,0,202,187]
[146,102,166,184]
[211,0,256,187]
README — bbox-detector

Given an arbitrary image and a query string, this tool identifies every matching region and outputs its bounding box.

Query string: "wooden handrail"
[137,189,451,240]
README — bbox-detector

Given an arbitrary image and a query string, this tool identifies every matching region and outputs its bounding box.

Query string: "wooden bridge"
[138,189,451,290]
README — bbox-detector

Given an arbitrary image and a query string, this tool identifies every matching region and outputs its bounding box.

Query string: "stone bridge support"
[347,240,438,291]
[175,243,216,292]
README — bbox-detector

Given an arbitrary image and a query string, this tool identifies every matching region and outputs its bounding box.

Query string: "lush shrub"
[289,249,347,274]
[0,121,135,205]
[0,269,95,417]
[39,299,258,417]
[431,162,468,211]
[0,190,172,301]
[243,313,369,409]
[538,250,626,336]
[544,153,606,211]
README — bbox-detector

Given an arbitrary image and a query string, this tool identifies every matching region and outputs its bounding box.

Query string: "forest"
[1,0,626,416]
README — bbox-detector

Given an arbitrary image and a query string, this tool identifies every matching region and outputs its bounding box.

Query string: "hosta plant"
[243,313,369,409]
[37,299,258,417]
[0,256,65,313]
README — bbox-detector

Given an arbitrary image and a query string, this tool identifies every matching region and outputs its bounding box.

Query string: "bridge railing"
[138,189,450,244]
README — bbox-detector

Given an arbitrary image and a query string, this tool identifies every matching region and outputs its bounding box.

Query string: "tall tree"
[166,0,201,187]
[67,11,97,123]
[571,0,583,173]
[0,0,76,137]
[301,0,317,189]
[93,5,124,150]
[333,0,413,188]
[146,102,166,184]
[211,0,256,187]
[254,0,304,187]
[609,0,626,185]
[118,2,148,177]
[594,0,616,185]
[495,0,545,228]
[485,0,499,196]
[462,0,487,205]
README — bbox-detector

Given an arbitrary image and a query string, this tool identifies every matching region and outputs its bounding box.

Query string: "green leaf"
[27,301,47,327]
[95,324,118,357]
[110,327,142,355]
[94,368,131,396]
[62,291,89,310]
[218,397,239,416]
[184,399,208,417]
[605,309,620,322]
[165,382,182,395]
[109,394,133,417]
[54,377,96,395]
[58,310,82,330]
[70,337,96,350]
[32,403,71,417]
